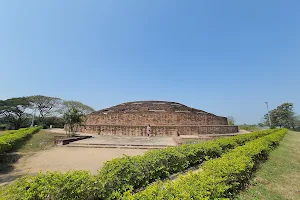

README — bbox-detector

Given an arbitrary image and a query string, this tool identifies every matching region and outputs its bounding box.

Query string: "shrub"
[0,129,280,200]
[0,127,41,153]
[0,171,99,200]
[125,129,287,199]
[97,129,277,199]
[0,129,17,136]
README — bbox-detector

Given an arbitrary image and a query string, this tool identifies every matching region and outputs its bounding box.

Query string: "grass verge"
[15,130,61,153]
[237,131,300,200]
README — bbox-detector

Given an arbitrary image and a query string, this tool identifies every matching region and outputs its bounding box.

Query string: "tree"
[0,97,31,129]
[227,116,235,125]
[291,115,300,130]
[28,95,62,124]
[264,103,295,128]
[258,122,264,127]
[64,106,84,135]
[62,100,94,115]
[60,100,94,128]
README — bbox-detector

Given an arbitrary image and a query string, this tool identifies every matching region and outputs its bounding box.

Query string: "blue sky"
[1,0,299,124]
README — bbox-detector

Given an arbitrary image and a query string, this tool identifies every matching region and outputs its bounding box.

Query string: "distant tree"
[291,115,300,130]
[264,103,295,128]
[258,122,264,127]
[59,100,94,127]
[64,106,84,135]
[239,124,260,132]
[34,116,65,128]
[62,100,94,115]
[264,110,277,128]
[227,116,235,125]
[0,97,31,129]
[28,95,62,124]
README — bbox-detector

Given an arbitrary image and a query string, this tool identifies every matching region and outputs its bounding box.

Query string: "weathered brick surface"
[85,112,228,126]
[80,125,238,136]
[80,101,238,136]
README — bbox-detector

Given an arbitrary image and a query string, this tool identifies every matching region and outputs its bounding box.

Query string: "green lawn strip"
[0,129,279,200]
[16,130,61,153]
[124,129,287,199]
[236,131,300,200]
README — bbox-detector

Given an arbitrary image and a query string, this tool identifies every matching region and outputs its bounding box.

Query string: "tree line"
[223,103,299,132]
[0,95,94,130]
[264,102,300,130]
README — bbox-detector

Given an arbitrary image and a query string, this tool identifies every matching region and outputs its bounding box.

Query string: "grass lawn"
[13,130,62,153]
[237,131,300,200]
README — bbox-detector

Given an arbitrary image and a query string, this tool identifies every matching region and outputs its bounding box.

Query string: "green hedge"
[0,171,99,200]
[124,128,287,199]
[0,129,279,200]
[97,129,277,199]
[0,127,42,153]
[0,129,18,137]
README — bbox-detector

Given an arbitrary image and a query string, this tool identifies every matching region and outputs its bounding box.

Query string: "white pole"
[265,102,272,127]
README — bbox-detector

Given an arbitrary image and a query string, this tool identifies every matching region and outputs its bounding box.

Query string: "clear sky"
[1,0,299,124]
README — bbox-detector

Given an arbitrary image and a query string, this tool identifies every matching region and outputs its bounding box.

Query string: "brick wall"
[80,125,239,136]
[85,112,228,126]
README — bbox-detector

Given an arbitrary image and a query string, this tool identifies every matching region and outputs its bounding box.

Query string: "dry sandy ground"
[0,147,147,186]
[18,147,147,173]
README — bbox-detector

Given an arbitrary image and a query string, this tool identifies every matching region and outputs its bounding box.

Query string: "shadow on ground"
[0,154,23,174]
[0,135,33,185]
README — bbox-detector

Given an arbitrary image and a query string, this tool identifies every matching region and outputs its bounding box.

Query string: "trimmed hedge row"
[97,129,277,199]
[124,128,287,199]
[0,127,42,153]
[0,130,18,137]
[0,171,100,200]
[0,129,279,200]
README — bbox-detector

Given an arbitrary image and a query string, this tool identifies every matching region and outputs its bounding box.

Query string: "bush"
[97,129,277,199]
[0,129,279,200]
[125,129,287,199]
[0,127,41,153]
[0,129,17,136]
[0,171,99,200]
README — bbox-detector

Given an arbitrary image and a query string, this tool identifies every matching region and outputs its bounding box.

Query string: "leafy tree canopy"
[264,103,296,129]
[62,100,94,115]
[0,97,31,129]
[1,95,94,129]
[227,116,235,125]
[64,106,84,135]
[27,95,62,121]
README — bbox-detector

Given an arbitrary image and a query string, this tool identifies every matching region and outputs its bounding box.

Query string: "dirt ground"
[0,147,147,186]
